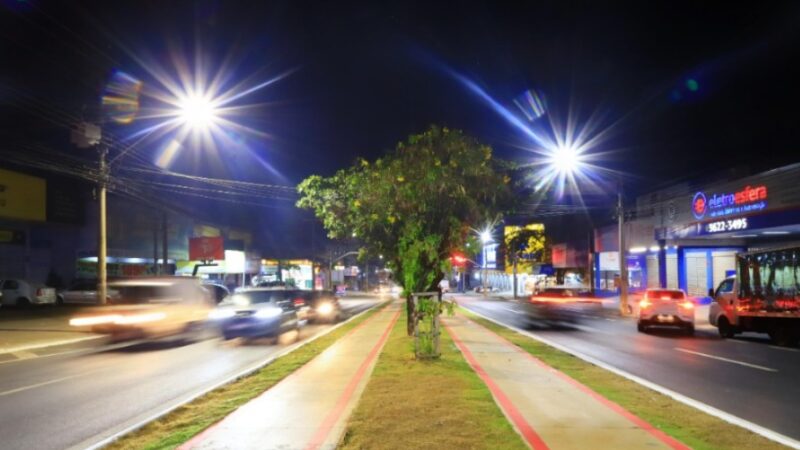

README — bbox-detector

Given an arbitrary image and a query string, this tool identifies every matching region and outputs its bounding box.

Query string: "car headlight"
[209,309,236,320]
[317,302,334,315]
[254,307,282,319]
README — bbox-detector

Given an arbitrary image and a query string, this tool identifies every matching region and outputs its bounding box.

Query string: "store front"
[605,162,800,298]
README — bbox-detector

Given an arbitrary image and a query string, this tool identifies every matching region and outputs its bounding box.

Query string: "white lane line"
[0,372,91,397]
[502,307,517,313]
[0,335,103,355]
[674,348,778,373]
[769,346,800,353]
[458,302,800,450]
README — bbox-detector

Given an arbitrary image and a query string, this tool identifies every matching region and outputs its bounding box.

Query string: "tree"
[297,125,510,334]
[505,225,546,299]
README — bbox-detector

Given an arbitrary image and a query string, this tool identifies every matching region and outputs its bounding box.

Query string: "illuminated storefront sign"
[704,217,748,234]
[692,185,767,220]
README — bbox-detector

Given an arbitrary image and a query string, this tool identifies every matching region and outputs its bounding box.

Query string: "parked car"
[0,279,57,307]
[69,277,214,342]
[637,288,695,335]
[57,280,120,305]
[208,288,300,341]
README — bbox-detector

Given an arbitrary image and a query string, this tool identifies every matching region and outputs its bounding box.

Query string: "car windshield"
[646,290,685,300]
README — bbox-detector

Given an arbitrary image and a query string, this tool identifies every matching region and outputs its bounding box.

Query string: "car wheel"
[637,322,646,333]
[17,298,31,309]
[768,326,798,347]
[717,317,735,338]
[685,324,695,336]
[56,295,64,306]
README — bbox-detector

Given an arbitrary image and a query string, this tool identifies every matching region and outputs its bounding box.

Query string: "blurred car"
[521,288,601,323]
[203,283,230,304]
[303,290,342,323]
[57,280,120,305]
[209,288,300,341]
[0,279,57,307]
[68,277,214,342]
[637,288,695,335]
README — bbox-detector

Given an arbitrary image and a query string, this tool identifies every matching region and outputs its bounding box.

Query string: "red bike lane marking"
[304,307,401,450]
[464,318,690,450]
[443,320,551,450]
[179,304,394,450]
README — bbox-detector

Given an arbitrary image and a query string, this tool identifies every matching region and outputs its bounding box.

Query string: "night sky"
[2,1,800,252]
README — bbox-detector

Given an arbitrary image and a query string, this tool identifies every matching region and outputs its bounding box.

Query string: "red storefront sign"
[189,236,224,261]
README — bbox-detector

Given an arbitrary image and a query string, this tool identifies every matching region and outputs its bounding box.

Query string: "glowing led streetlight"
[550,144,582,175]
[177,94,218,129]
[479,229,493,244]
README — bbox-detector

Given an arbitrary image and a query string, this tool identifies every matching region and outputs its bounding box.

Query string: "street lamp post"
[479,230,493,292]
[617,182,629,316]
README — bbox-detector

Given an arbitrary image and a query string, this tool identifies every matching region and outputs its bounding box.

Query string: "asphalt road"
[0,295,381,450]
[456,294,800,442]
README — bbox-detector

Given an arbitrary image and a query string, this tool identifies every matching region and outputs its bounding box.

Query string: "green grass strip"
[339,311,528,450]
[107,302,389,450]
[460,306,788,450]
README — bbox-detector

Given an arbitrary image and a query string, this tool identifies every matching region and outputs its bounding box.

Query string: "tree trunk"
[406,293,415,336]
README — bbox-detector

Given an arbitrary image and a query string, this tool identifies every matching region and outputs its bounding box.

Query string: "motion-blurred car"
[303,290,342,323]
[637,288,695,335]
[521,288,601,323]
[0,279,57,307]
[209,288,300,341]
[68,277,214,342]
[203,283,230,304]
[57,280,120,305]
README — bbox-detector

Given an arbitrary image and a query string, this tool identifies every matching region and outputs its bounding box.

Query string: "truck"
[708,246,800,346]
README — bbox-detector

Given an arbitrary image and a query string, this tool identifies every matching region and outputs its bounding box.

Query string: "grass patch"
[460,307,789,450]
[339,312,527,450]
[106,302,388,450]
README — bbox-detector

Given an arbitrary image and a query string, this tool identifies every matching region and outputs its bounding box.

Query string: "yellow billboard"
[0,168,46,221]
[504,224,545,274]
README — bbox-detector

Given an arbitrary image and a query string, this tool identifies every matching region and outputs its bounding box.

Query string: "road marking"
[769,346,800,353]
[0,372,90,397]
[674,348,777,372]
[502,306,517,313]
[0,335,103,355]
[10,350,37,360]
[455,300,800,450]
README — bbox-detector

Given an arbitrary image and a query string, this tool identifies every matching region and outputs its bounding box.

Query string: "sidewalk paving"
[443,313,689,450]
[180,301,401,450]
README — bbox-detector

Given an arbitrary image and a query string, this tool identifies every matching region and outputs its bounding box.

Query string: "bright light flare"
[549,145,582,175]
[177,94,218,129]
[479,230,493,243]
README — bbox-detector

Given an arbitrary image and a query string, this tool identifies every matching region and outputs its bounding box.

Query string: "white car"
[637,288,695,335]
[0,279,57,307]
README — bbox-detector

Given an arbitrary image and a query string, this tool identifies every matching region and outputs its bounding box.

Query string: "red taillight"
[639,299,652,309]
[680,301,694,309]
[293,298,305,307]
[36,288,43,296]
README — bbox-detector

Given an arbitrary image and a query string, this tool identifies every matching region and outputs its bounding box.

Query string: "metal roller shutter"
[685,253,708,297]
[646,255,659,288]
[712,251,737,289]
[666,254,678,289]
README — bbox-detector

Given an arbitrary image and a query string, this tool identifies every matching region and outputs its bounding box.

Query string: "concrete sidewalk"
[443,313,689,450]
[180,301,401,450]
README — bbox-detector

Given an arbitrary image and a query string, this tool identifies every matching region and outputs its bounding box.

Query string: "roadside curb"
[459,303,800,450]
[77,299,388,450]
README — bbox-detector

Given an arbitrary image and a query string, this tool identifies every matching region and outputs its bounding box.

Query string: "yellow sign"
[504,224,545,274]
[0,169,46,221]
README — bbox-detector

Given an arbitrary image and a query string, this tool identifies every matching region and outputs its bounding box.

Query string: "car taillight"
[680,301,694,309]
[36,288,43,296]
[293,298,305,307]
[639,299,652,308]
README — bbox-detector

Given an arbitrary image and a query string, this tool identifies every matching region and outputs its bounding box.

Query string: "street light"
[177,94,218,129]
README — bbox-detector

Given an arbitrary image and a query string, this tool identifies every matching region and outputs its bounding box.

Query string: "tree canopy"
[297,126,511,300]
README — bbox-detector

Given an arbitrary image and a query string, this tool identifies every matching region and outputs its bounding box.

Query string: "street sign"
[189,236,224,261]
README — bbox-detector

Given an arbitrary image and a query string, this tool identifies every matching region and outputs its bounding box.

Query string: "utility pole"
[617,184,629,316]
[162,211,168,275]
[153,219,159,275]
[97,146,108,305]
